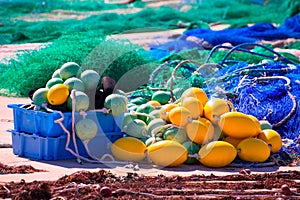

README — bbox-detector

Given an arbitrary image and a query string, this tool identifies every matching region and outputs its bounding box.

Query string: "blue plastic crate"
[8,104,124,137]
[10,130,125,160]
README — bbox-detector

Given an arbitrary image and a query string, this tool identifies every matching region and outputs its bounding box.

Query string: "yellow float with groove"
[147,100,161,107]
[247,114,262,133]
[218,112,261,138]
[168,106,191,127]
[147,140,188,167]
[159,103,179,122]
[198,141,237,168]
[111,137,147,162]
[186,118,214,145]
[237,138,270,162]
[257,129,282,153]
[47,84,69,105]
[181,97,204,119]
[181,87,208,106]
[203,98,232,124]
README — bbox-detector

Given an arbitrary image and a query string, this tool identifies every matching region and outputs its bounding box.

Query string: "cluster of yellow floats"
[111,87,282,168]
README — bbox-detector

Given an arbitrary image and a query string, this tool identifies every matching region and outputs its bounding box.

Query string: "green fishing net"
[1,0,299,97]
[0,32,154,97]
[1,0,296,44]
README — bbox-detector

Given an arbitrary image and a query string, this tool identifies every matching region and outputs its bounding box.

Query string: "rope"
[229,62,295,75]
[234,75,249,93]
[148,60,180,85]
[71,90,81,164]
[54,110,132,165]
[270,154,288,166]
[220,43,297,66]
[251,76,297,128]
[168,59,202,101]
[254,76,291,90]
[210,68,292,84]
[273,91,297,128]
[193,63,222,74]
[188,153,199,159]
[54,111,100,164]
[204,43,297,65]
[150,124,182,138]
[46,91,131,165]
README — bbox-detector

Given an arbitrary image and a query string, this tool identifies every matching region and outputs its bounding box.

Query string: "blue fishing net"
[234,64,299,154]
[197,55,300,154]
[150,14,300,54]
[148,43,300,156]
[216,62,298,133]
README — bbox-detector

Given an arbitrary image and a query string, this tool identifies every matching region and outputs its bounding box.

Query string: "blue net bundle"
[148,13,300,152]
[148,43,300,157]
[183,14,300,46]
[150,14,300,55]
[235,64,300,155]
[199,48,300,155]
[223,62,299,138]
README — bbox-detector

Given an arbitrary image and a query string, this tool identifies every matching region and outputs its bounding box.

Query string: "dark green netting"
[1,0,299,98]
[0,32,154,97]
[1,0,299,44]
[287,40,300,49]
[0,0,130,17]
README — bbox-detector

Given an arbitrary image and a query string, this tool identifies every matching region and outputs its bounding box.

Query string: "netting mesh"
[213,61,300,141]
[0,33,153,97]
[1,0,299,97]
[142,45,300,154]
[150,14,300,56]
[1,0,299,156]
[1,0,297,44]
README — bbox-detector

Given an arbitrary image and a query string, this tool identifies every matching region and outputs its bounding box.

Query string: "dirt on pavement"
[0,169,299,199]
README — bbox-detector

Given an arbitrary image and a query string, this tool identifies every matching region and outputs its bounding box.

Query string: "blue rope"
[219,43,297,66]
[204,43,298,66]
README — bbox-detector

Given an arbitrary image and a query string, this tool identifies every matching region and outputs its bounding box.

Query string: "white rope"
[71,90,81,163]
[54,110,131,165]
[151,124,182,138]
[51,91,134,165]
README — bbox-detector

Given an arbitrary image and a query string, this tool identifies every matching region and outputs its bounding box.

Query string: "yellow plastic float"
[47,84,69,105]
[237,138,270,162]
[203,98,231,124]
[247,114,262,133]
[168,106,191,127]
[218,112,261,138]
[223,136,245,148]
[111,137,147,162]
[198,141,237,168]
[186,118,214,145]
[181,87,208,106]
[159,103,179,122]
[181,97,204,119]
[257,129,282,153]
[147,140,188,167]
